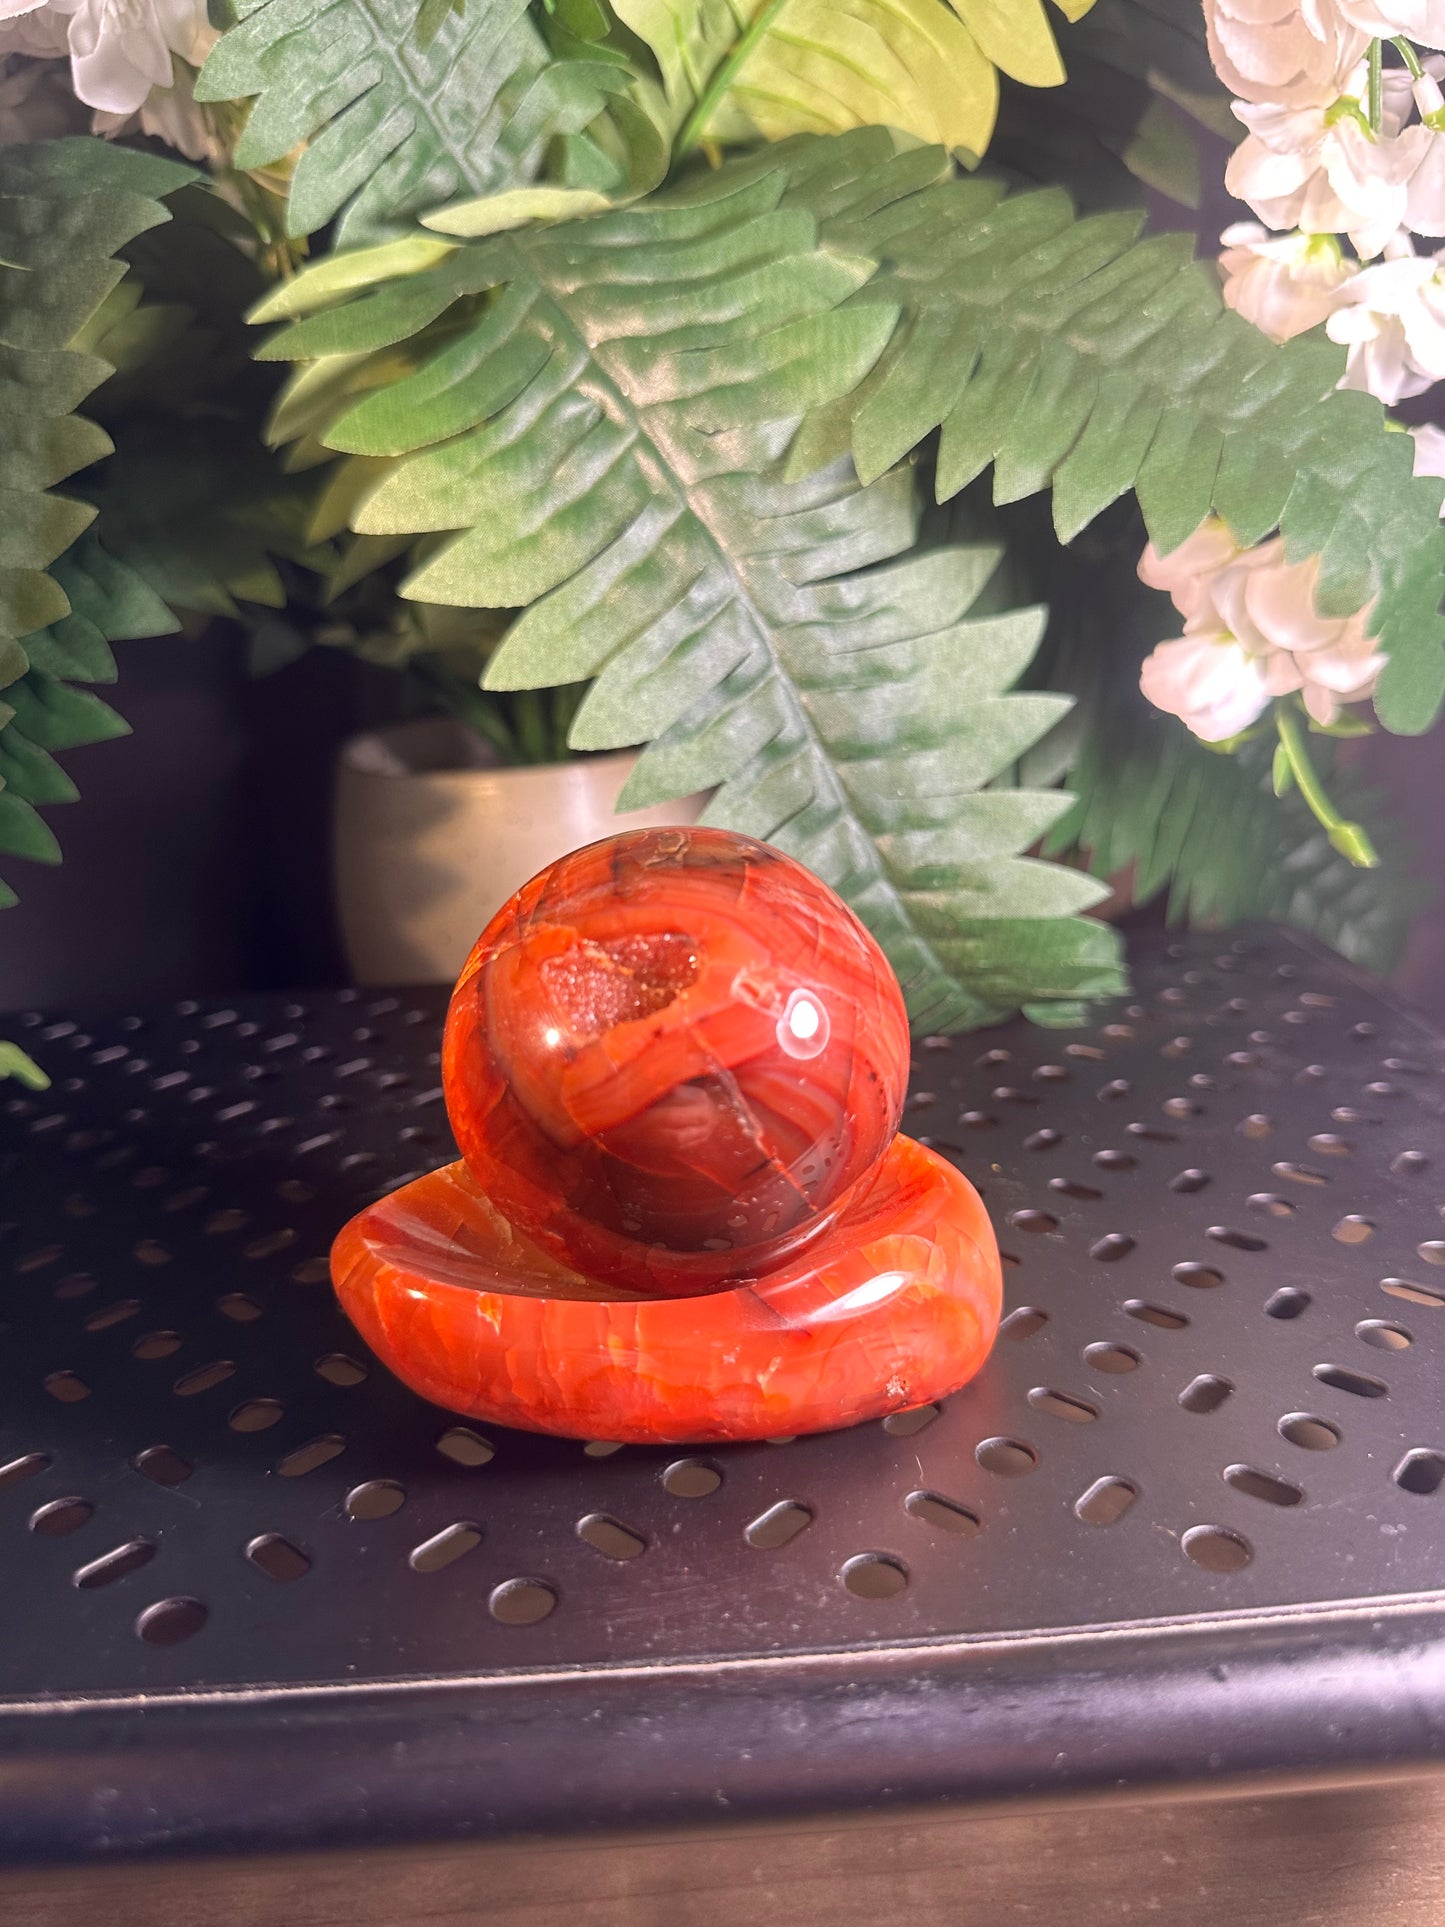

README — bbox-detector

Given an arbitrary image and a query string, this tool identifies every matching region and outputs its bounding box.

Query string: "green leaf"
[196,0,627,242]
[257,138,1123,1026]
[611,0,1010,166]
[0,533,175,908]
[0,1043,50,1090]
[0,139,194,650]
[794,145,1445,733]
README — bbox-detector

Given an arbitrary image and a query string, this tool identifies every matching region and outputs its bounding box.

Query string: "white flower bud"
[1415,73,1445,116]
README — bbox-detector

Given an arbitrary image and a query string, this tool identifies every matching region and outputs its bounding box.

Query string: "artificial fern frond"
[989,0,1232,209]
[777,135,1445,734]
[251,149,1123,1026]
[0,139,194,650]
[1050,721,1418,975]
[197,0,627,242]
[608,0,1084,171]
[0,536,177,909]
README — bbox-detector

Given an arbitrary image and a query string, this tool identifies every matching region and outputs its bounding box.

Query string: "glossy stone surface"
[332,1136,1002,1444]
[333,825,1003,1441]
[442,827,912,1295]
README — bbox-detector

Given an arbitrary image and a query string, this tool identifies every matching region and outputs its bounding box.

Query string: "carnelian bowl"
[332,1133,1001,1445]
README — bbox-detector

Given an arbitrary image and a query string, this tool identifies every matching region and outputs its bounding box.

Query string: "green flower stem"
[1275,706,1379,868]
[1392,36,1425,78]
[0,1043,49,1090]
[1368,39,1383,132]
[674,0,792,161]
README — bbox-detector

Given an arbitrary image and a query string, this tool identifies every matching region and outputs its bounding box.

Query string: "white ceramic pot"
[333,719,706,986]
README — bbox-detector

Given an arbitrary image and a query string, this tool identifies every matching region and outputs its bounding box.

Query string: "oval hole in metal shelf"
[1248,1194,1296,1219]
[1207,1227,1267,1253]
[746,1501,814,1550]
[1392,1152,1430,1176]
[582,1440,624,1459]
[132,1330,181,1361]
[1224,1464,1303,1508]
[291,1258,331,1286]
[489,1579,556,1625]
[1272,1162,1328,1186]
[315,1352,368,1387]
[1393,1449,1445,1496]
[1181,1525,1252,1573]
[1090,1235,1135,1263]
[29,1496,93,1536]
[409,1522,482,1573]
[1313,1363,1388,1399]
[1126,1301,1189,1331]
[436,1426,494,1467]
[74,1538,155,1589]
[662,1459,721,1498]
[346,1480,405,1521]
[246,1533,311,1582]
[999,1306,1049,1341]
[216,1293,262,1323]
[173,1360,235,1398]
[135,1597,207,1645]
[576,1513,647,1561]
[1380,1278,1445,1309]
[1417,1242,1445,1266]
[82,1299,140,1333]
[1093,1150,1137,1171]
[1265,1288,1311,1320]
[976,1436,1038,1477]
[1307,1134,1353,1157]
[1179,1374,1233,1415]
[1332,1216,1375,1245]
[904,1491,979,1537]
[132,1444,191,1487]
[43,1371,90,1403]
[0,1452,50,1490]
[1027,1387,1099,1424]
[883,1403,940,1437]
[840,1553,908,1600]
[1050,1178,1102,1201]
[228,1398,283,1434]
[277,1434,346,1478]
[1009,1209,1058,1234]
[1173,1263,1224,1289]
[1023,1129,1063,1151]
[1074,1477,1138,1527]
[1083,1342,1140,1376]
[1170,1170,1210,1195]
[1279,1413,1340,1452]
[1127,1124,1178,1144]
[1356,1319,1412,1351]
[1237,1116,1272,1140]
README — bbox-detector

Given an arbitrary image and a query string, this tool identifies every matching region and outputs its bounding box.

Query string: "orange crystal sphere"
[441,827,913,1296]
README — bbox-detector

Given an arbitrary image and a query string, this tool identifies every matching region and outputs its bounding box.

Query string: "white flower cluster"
[1138,521,1385,743]
[1211,0,1445,400]
[0,0,216,155]
[1139,4,1445,752]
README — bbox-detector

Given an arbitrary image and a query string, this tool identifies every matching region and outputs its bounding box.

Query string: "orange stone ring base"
[331,1135,1003,1446]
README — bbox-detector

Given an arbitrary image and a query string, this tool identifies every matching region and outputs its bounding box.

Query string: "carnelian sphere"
[442,827,912,1297]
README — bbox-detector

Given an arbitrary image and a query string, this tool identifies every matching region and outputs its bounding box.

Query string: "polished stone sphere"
[441,826,912,1295]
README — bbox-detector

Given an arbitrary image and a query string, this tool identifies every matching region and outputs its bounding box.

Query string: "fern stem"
[673,0,794,164]
[1274,706,1378,868]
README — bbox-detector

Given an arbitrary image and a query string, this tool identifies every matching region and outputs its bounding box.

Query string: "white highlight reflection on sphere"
[778,988,830,1060]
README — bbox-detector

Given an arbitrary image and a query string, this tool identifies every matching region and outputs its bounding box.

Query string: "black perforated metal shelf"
[2,926,1444,1859]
